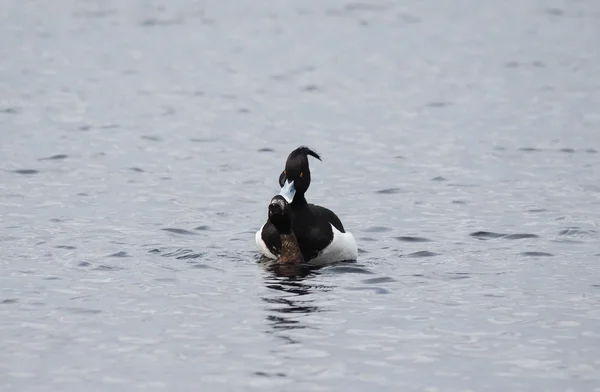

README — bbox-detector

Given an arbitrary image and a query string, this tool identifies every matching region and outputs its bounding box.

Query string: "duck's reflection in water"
[259,259,333,344]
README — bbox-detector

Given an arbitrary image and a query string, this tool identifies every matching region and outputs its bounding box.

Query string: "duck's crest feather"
[290,146,322,161]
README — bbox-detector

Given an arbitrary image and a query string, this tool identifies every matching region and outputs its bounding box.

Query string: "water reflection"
[260,261,332,344]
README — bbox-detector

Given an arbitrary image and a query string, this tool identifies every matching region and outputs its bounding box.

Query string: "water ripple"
[396,236,432,243]
[521,251,554,257]
[161,228,197,235]
[470,231,539,240]
[324,265,373,274]
[404,251,440,258]
[92,264,125,271]
[39,154,68,160]
[361,277,396,284]
[503,234,540,240]
[55,245,76,250]
[345,287,390,294]
[375,188,403,194]
[11,169,39,175]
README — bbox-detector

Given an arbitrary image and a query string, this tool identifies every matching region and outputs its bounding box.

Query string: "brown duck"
[267,195,304,264]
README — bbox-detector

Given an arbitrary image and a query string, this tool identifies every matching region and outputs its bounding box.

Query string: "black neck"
[291,193,307,206]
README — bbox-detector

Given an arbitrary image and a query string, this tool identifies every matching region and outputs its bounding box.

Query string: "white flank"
[308,224,359,266]
[255,224,277,259]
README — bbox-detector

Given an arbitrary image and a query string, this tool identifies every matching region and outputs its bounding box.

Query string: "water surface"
[1,0,600,391]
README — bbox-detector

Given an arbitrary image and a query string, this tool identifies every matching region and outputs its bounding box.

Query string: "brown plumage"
[277,233,304,264]
[267,195,304,264]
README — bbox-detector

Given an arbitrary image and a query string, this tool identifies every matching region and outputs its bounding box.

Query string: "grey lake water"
[1,0,600,391]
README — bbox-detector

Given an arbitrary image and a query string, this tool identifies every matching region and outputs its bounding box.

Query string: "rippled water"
[1,0,600,391]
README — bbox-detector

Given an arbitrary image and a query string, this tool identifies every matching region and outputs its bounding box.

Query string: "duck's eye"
[299,172,304,178]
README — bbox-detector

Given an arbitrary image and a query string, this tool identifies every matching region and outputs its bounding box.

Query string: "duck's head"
[268,195,293,234]
[278,146,321,204]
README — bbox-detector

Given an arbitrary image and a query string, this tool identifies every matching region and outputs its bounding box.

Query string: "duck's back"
[288,204,335,260]
[306,203,346,233]
[290,203,357,263]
